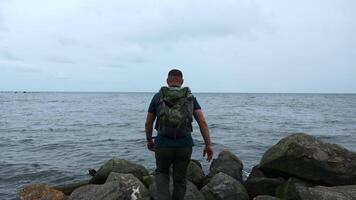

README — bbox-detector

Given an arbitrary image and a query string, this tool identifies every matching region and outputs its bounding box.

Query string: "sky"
[0,0,355,93]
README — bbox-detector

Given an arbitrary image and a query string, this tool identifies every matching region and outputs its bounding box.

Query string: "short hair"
[168,69,183,78]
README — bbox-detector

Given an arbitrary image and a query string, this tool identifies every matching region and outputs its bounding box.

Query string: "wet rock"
[17,184,67,200]
[142,175,154,188]
[260,133,356,186]
[90,157,149,184]
[149,175,204,200]
[208,150,243,182]
[191,159,203,169]
[201,172,249,200]
[244,165,285,198]
[68,181,125,200]
[106,172,150,199]
[299,185,356,200]
[69,172,150,200]
[276,177,315,200]
[253,195,281,200]
[278,179,356,200]
[186,160,205,189]
[54,179,90,195]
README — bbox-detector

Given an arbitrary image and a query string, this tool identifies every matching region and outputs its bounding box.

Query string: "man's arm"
[145,112,156,151]
[193,109,213,161]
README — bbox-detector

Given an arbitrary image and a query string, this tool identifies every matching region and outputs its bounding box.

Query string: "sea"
[1,92,356,199]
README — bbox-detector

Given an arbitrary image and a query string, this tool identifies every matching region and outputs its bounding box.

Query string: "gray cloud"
[102,64,129,69]
[57,37,77,46]
[0,0,354,92]
[0,61,41,73]
[124,1,271,45]
[46,55,77,64]
[0,48,20,60]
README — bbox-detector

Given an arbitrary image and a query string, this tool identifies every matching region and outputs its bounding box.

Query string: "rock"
[201,172,249,200]
[300,185,356,200]
[276,177,315,200]
[68,181,125,200]
[253,195,281,200]
[260,133,356,186]
[208,150,243,182]
[149,175,204,200]
[69,172,150,200]
[278,180,356,200]
[142,175,154,188]
[244,165,285,198]
[90,157,149,184]
[17,184,67,200]
[106,172,150,199]
[191,159,203,169]
[186,160,206,189]
[54,179,90,195]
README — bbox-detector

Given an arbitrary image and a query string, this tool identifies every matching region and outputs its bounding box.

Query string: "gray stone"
[301,185,356,200]
[279,182,356,200]
[149,175,204,200]
[90,157,149,184]
[260,133,356,186]
[106,172,150,199]
[276,177,315,200]
[208,150,243,182]
[253,195,281,200]
[68,182,126,200]
[142,175,154,188]
[186,160,206,189]
[244,165,285,198]
[69,172,150,200]
[201,172,249,200]
[53,179,90,195]
[191,159,203,169]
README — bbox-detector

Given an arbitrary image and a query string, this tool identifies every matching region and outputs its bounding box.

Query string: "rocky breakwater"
[17,133,356,200]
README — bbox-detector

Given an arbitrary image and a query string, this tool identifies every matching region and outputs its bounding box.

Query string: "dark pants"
[154,147,192,200]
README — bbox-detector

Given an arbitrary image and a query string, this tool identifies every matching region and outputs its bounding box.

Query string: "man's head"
[167,69,184,87]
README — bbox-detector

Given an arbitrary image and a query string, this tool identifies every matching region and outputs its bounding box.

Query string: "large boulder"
[149,175,204,200]
[90,157,149,184]
[17,184,67,200]
[68,181,125,200]
[142,175,154,188]
[299,185,356,200]
[278,179,356,200]
[208,150,243,182]
[69,172,150,200]
[54,179,90,195]
[106,172,150,199]
[186,160,206,189]
[201,172,249,200]
[276,177,315,200]
[260,133,356,186]
[253,195,281,200]
[244,165,285,198]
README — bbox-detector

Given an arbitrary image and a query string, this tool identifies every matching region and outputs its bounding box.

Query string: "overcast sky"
[0,0,355,93]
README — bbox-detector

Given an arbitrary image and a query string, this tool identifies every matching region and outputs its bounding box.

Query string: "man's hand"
[203,145,213,162]
[147,139,155,152]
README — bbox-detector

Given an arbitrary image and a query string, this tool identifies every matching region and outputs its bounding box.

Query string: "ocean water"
[1,92,356,199]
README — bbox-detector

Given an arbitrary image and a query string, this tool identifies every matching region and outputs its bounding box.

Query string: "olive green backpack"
[157,86,194,138]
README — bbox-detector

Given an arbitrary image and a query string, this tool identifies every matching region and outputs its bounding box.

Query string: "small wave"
[19,138,34,143]
[209,123,233,130]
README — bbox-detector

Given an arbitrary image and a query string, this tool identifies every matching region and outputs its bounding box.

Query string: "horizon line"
[1,90,356,95]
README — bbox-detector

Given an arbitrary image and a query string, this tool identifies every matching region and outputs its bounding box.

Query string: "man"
[145,69,213,200]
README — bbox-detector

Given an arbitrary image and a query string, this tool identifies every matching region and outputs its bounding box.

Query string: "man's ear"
[166,78,170,86]
[181,79,184,85]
